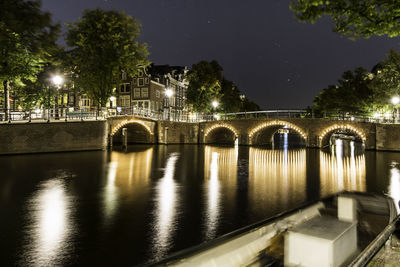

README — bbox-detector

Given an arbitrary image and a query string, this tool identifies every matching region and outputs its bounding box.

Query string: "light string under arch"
[248,120,307,140]
[319,124,366,142]
[204,124,239,138]
[111,119,153,136]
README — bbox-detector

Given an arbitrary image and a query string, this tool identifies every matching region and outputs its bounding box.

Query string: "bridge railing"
[2,108,400,124]
[0,107,211,123]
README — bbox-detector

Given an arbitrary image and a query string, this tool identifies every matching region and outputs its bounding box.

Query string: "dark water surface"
[1,143,400,266]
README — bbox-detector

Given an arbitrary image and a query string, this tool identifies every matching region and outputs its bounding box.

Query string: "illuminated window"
[142,88,148,98]
[134,88,141,98]
[156,90,160,98]
[119,95,130,107]
[79,95,90,108]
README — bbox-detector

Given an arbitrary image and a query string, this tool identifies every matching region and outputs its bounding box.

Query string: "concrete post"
[108,133,113,150]
[122,128,127,148]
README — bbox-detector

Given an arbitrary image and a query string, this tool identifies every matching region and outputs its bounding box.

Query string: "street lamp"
[211,100,219,120]
[392,96,400,122]
[52,75,63,120]
[165,88,173,120]
[165,88,173,98]
[109,96,116,108]
[212,100,219,109]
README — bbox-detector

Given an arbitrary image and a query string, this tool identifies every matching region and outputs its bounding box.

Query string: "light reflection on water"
[21,178,73,267]
[248,148,307,213]
[5,144,398,266]
[103,148,154,226]
[203,146,238,240]
[320,140,366,197]
[151,152,179,261]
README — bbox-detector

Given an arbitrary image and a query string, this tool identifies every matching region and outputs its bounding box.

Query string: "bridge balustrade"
[1,108,399,125]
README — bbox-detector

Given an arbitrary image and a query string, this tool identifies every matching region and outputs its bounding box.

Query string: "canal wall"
[0,121,108,155]
[376,124,400,151]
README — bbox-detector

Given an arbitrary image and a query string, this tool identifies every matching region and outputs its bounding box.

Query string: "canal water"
[1,141,399,266]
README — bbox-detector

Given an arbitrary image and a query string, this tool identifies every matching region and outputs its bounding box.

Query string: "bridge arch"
[249,120,307,146]
[204,124,239,144]
[111,119,154,144]
[319,124,366,147]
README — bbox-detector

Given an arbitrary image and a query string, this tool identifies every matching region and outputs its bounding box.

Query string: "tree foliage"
[313,50,400,115]
[16,64,64,109]
[186,60,223,112]
[0,0,59,115]
[313,67,373,115]
[186,60,259,112]
[290,0,400,38]
[369,49,400,108]
[66,9,149,107]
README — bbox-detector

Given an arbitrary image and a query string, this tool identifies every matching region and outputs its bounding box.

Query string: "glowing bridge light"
[319,124,366,142]
[204,124,239,138]
[248,120,307,140]
[111,119,153,136]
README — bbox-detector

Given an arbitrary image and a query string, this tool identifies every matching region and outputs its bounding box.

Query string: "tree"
[186,60,223,112]
[313,67,373,115]
[290,0,400,39]
[369,49,400,109]
[187,60,260,112]
[220,78,241,113]
[66,9,149,107]
[0,0,59,119]
[220,78,260,112]
[16,64,63,110]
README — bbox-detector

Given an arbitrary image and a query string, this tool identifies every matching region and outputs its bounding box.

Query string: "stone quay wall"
[0,121,108,155]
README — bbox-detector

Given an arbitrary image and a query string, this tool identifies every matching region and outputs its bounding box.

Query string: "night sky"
[42,0,400,109]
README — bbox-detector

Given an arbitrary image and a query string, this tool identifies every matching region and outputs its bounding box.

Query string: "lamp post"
[391,96,400,123]
[212,100,219,121]
[165,88,173,120]
[109,96,116,117]
[52,75,63,120]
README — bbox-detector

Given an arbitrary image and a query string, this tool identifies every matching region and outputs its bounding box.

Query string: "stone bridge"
[199,118,376,149]
[107,116,400,150]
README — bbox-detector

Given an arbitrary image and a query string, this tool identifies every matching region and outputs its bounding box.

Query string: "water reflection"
[22,178,73,266]
[389,163,400,213]
[248,148,307,214]
[320,140,366,196]
[104,161,118,224]
[203,146,238,240]
[151,152,179,261]
[103,148,154,225]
